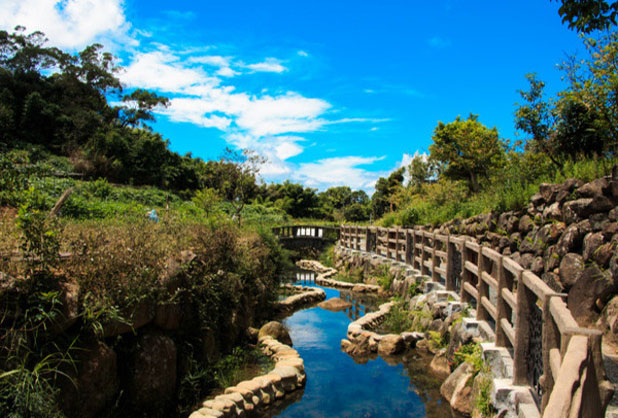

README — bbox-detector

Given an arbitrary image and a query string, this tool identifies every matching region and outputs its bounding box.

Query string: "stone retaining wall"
[274,285,326,314]
[334,245,541,418]
[296,259,383,293]
[189,335,306,418]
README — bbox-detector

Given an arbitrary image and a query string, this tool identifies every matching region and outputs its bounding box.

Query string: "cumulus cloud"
[121,51,217,92]
[293,156,385,191]
[245,58,287,73]
[0,0,132,49]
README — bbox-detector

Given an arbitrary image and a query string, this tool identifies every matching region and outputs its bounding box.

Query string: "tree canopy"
[553,0,618,32]
[428,115,505,192]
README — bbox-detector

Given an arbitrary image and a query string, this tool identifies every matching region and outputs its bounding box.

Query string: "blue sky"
[2,0,582,191]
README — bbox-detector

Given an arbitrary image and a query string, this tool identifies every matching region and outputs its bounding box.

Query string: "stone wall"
[189,323,306,418]
[424,171,618,346]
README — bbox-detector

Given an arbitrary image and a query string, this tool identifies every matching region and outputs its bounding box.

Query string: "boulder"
[440,362,475,415]
[543,245,560,273]
[531,256,544,275]
[593,242,614,268]
[518,215,534,234]
[154,303,182,330]
[318,297,352,312]
[543,202,562,220]
[102,301,155,337]
[556,224,583,256]
[602,222,618,240]
[64,341,118,418]
[378,334,405,356]
[258,321,292,346]
[563,197,613,223]
[539,183,560,204]
[429,350,451,378]
[568,265,616,326]
[583,232,605,261]
[128,333,177,409]
[246,327,259,344]
[576,177,610,198]
[542,271,564,293]
[559,253,585,290]
[497,212,518,234]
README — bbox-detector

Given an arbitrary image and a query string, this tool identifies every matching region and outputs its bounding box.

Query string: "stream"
[266,269,457,418]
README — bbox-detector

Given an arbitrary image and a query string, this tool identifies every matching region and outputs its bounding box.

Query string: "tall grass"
[378,155,618,227]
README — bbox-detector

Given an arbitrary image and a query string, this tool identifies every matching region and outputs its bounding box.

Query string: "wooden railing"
[272,225,340,241]
[338,225,612,418]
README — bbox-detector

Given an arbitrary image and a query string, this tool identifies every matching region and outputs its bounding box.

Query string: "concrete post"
[513,271,533,385]
[494,256,508,347]
[446,236,456,291]
[476,248,489,321]
[431,233,439,282]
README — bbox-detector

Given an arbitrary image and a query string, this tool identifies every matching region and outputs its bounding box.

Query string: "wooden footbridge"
[272,225,340,251]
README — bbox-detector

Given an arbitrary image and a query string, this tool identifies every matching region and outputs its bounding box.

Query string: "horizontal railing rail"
[338,224,612,418]
[272,225,340,240]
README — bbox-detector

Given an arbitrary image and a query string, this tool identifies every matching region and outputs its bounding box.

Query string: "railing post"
[446,236,456,291]
[541,294,561,410]
[459,238,468,302]
[495,256,508,347]
[513,270,532,385]
[476,247,489,321]
[405,229,413,265]
[431,233,438,282]
[420,232,428,276]
[395,228,400,262]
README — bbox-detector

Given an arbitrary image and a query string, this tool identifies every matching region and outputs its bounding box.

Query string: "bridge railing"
[338,224,612,417]
[273,225,340,241]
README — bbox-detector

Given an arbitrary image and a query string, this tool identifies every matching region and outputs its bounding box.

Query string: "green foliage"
[319,244,336,268]
[554,0,618,33]
[382,300,415,333]
[474,373,495,418]
[335,266,364,284]
[15,188,59,278]
[213,346,274,390]
[429,114,505,193]
[427,331,448,350]
[452,343,485,373]
[372,168,405,219]
[408,280,422,297]
[192,187,222,218]
[374,264,395,290]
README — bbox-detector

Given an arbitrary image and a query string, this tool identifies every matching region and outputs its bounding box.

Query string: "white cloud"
[121,51,217,92]
[297,50,309,57]
[246,58,287,73]
[294,156,384,191]
[0,0,132,49]
[189,55,231,67]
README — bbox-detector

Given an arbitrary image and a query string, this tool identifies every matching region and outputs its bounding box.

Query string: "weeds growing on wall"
[377,155,618,227]
[382,300,415,333]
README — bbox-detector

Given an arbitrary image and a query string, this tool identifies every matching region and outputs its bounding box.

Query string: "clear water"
[267,271,457,418]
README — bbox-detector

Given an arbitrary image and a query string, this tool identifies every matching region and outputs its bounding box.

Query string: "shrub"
[382,301,414,333]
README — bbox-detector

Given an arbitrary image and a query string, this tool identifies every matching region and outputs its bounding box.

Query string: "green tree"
[192,187,222,218]
[219,148,264,225]
[371,167,405,218]
[553,0,618,33]
[429,114,505,193]
[119,89,170,130]
[407,153,434,192]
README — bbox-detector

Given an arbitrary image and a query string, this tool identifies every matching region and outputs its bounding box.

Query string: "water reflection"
[264,270,457,418]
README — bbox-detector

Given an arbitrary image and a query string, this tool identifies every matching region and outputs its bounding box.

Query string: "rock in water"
[318,297,352,312]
